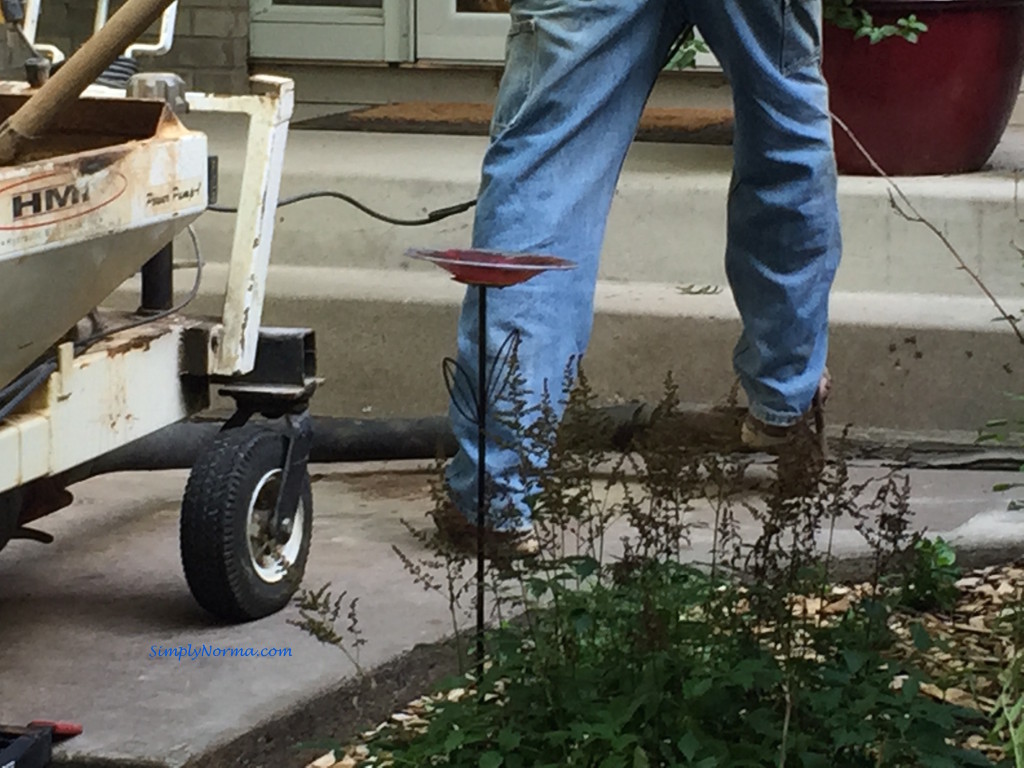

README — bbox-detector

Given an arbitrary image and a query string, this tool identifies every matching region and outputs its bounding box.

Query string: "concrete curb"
[113,262,1024,432]
[188,639,462,768]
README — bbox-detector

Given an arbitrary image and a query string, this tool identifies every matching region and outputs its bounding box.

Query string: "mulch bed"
[305,561,1024,768]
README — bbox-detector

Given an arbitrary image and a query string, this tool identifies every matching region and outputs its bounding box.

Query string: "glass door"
[250,0,413,62]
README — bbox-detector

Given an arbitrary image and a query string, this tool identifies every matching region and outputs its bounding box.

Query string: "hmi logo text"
[12,182,90,220]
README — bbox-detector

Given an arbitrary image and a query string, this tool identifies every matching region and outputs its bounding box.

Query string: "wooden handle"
[0,0,177,165]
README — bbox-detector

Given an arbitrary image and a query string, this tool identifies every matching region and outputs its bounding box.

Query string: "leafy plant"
[993,654,1024,768]
[369,561,991,767]
[824,0,928,44]
[898,536,962,613]
[979,402,1024,510]
[988,593,1024,766]
[664,27,710,72]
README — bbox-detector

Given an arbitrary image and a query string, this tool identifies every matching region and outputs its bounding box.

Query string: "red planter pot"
[823,0,1024,176]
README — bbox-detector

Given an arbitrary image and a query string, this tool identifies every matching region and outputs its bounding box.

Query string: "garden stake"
[405,248,575,683]
[474,283,487,681]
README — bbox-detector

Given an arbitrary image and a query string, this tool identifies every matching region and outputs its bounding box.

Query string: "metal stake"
[475,284,487,684]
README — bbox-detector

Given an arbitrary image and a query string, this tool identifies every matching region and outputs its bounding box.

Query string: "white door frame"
[415,1,509,62]
[250,0,414,62]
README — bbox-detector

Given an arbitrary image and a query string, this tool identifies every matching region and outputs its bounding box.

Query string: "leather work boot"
[431,500,541,561]
[740,370,831,497]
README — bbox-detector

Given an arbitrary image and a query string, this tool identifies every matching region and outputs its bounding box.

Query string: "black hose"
[84,405,652,477]
[88,416,458,474]
[79,404,1024,481]
[0,360,50,404]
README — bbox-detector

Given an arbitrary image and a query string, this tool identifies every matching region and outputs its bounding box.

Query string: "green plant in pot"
[824,0,927,44]
[821,0,1024,176]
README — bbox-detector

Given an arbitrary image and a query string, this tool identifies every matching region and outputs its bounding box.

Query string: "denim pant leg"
[445,0,685,528]
[689,0,842,427]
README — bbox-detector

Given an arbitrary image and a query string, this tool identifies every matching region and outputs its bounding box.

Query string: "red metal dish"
[406,248,576,287]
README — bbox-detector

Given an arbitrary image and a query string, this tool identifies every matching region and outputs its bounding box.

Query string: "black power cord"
[209,191,477,227]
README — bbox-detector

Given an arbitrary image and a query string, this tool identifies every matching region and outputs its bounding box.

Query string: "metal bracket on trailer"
[271,410,312,544]
[185,76,295,380]
[213,326,319,547]
[185,78,308,550]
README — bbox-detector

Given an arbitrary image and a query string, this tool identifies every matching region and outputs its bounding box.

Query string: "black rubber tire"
[180,425,313,622]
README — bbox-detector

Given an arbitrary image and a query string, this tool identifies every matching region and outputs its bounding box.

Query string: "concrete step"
[137,116,1024,433]
[113,263,1024,433]
[186,115,1024,300]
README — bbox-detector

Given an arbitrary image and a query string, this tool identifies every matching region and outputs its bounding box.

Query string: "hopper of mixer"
[0,93,208,389]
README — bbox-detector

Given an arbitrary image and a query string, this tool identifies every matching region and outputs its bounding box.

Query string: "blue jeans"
[446,0,842,529]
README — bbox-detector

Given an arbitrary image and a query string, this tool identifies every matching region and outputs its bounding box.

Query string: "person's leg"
[687,0,842,429]
[445,0,687,531]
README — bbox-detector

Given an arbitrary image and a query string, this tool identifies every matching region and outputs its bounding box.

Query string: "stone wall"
[36,0,249,93]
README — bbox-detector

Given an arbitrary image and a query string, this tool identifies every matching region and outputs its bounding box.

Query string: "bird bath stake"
[406,247,575,680]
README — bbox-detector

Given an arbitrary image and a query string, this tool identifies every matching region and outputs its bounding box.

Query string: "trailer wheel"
[180,425,313,622]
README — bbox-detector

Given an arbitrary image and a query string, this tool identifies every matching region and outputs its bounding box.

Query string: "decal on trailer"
[145,179,204,209]
[0,170,127,230]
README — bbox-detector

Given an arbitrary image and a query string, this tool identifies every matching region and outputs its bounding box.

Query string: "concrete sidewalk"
[1,460,1023,767]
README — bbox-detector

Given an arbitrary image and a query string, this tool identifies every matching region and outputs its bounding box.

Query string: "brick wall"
[37,0,250,93]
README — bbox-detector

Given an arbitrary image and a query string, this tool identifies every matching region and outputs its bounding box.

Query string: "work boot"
[431,500,541,561]
[740,370,831,497]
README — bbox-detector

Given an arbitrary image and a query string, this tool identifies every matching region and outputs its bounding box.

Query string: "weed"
[288,583,367,675]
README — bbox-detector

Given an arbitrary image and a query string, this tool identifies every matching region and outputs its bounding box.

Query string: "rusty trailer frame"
[0,73,320,622]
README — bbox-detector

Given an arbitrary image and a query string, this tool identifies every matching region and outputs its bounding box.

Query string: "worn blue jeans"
[446,0,842,529]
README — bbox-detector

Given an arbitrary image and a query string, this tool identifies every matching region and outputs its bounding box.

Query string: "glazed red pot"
[823,0,1024,175]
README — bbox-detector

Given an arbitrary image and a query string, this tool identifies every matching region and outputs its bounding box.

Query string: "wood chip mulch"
[306,562,1024,768]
